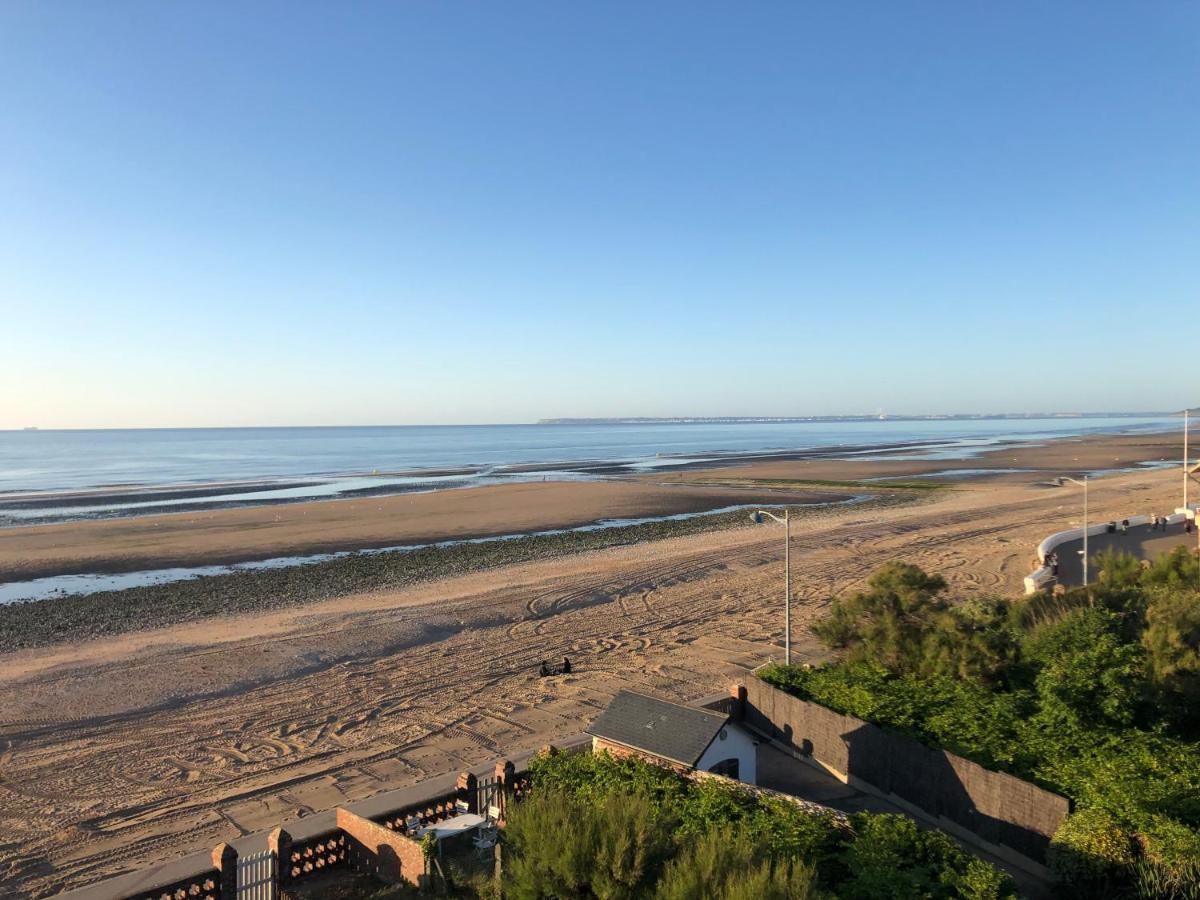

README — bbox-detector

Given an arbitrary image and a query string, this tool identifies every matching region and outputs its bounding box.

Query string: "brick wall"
[335,808,426,888]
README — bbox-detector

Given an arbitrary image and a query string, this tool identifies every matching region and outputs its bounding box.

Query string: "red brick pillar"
[730,683,747,723]
[268,827,291,889]
[456,771,478,814]
[212,842,237,900]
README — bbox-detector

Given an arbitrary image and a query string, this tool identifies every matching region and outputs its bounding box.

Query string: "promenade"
[1051,523,1198,587]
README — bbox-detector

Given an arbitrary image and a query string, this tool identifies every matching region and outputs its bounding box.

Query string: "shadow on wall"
[743,679,1069,869]
[844,723,1054,863]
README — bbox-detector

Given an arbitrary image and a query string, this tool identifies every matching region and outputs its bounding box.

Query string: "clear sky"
[2,3,1197,428]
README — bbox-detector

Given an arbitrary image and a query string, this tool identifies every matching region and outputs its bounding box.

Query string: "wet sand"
[0,481,844,582]
[0,428,1194,897]
[0,429,1182,584]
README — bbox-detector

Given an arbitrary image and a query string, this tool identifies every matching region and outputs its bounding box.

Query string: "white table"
[418,813,486,840]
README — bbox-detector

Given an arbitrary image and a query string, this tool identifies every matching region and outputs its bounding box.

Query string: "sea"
[0,417,1179,503]
[0,416,1180,604]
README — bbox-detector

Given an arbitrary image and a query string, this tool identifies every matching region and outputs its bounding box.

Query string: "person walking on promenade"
[1050,552,1060,577]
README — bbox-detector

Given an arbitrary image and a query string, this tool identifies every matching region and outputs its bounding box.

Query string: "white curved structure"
[1024,513,1164,594]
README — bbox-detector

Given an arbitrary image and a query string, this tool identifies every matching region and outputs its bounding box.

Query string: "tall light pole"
[1185,409,1190,510]
[1062,476,1089,586]
[751,507,791,665]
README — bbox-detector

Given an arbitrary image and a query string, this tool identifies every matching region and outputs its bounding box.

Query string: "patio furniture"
[473,828,497,858]
[425,813,485,839]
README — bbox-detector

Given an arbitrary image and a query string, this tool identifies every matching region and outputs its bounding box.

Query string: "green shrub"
[952,857,1020,900]
[1143,586,1200,721]
[652,827,820,900]
[1131,857,1200,900]
[1047,808,1136,891]
[837,813,1016,900]
[503,789,676,899]
[1139,814,1200,876]
[515,750,1011,898]
[1024,606,1146,729]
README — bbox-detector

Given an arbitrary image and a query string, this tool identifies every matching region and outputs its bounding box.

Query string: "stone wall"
[743,677,1070,873]
[591,737,694,774]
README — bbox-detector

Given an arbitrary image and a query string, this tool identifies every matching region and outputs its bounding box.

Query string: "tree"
[1024,607,1146,729]
[1142,546,1200,590]
[1143,586,1200,720]
[813,563,949,674]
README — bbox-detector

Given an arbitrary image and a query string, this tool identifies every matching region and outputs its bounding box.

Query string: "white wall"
[696,724,757,785]
[1025,509,1191,594]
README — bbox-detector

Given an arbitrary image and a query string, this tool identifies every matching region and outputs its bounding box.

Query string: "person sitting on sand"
[539,660,551,677]
[561,656,572,674]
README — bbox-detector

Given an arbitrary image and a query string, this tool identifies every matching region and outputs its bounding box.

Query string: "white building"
[586,689,757,785]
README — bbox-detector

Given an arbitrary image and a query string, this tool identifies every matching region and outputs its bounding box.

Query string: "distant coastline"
[538,412,1178,425]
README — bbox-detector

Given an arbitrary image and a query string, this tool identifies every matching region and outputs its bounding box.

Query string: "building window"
[708,758,739,780]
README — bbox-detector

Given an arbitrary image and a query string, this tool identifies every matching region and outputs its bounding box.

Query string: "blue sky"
[2,3,1197,427]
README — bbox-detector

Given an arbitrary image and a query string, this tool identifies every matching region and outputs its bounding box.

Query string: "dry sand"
[0,430,1193,897]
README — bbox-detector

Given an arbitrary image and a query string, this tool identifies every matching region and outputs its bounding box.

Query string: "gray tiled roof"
[586,690,730,767]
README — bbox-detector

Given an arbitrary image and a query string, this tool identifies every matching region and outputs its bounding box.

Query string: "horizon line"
[1,410,1188,432]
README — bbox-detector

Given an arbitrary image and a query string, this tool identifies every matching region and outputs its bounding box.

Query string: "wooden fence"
[739,677,1071,876]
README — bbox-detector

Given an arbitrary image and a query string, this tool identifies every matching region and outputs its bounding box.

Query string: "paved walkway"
[1050,524,1198,587]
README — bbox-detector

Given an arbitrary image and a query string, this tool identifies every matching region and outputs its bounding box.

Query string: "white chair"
[473,830,497,857]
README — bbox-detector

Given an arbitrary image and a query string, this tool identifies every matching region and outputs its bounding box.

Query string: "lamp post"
[750,507,791,665]
[1185,409,1191,510]
[1062,476,1089,587]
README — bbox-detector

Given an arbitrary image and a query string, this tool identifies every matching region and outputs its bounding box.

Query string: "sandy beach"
[0,428,1193,897]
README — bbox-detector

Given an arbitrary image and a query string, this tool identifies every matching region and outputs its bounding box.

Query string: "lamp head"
[750,511,764,525]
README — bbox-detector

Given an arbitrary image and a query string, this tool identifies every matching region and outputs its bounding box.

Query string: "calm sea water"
[0,418,1178,495]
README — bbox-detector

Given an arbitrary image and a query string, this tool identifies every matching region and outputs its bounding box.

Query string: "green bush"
[512,750,1010,898]
[1131,858,1200,900]
[765,556,1200,895]
[1143,586,1200,719]
[652,828,820,900]
[503,789,675,899]
[837,813,1016,900]
[1047,808,1136,890]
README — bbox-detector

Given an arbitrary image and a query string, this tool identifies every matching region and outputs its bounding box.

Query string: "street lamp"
[750,507,792,665]
[1061,476,1089,587]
